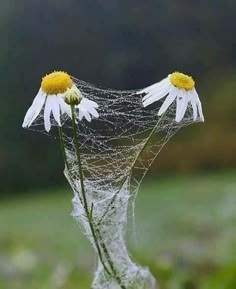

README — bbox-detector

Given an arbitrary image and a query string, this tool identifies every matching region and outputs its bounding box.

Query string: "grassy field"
[0,171,236,289]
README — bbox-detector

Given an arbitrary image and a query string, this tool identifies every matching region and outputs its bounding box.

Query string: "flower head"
[41,71,73,95]
[22,71,99,132]
[169,72,195,91]
[138,72,204,122]
[64,87,82,106]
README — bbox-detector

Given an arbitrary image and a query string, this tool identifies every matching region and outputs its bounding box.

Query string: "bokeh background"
[0,1,235,289]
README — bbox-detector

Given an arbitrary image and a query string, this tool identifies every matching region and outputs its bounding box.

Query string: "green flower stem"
[70,105,112,277]
[98,233,126,289]
[71,106,126,289]
[97,115,164,226]
[129,115,164,170]
[58,127,70,172]
[58,126,85,205]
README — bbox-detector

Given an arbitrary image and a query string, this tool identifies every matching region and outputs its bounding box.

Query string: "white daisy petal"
[193,89,204,122]
[78,108,85,121]
[83,110,92,122]
[137,84,158,95]
[79,98,88,109]
[142,85,170,103]
[175,92,188,122]
[177,92,188,122]
[148,79,171,94]
[142,79,173,107]
[77,98,99,121]
[86,98,99,108]
[44,98,53,132]
[22,91,46,128]
[190,89,204,122]
[86,104,99,118]
[137,78,168,95]
[51,95,61,126]
[141,84,162,97]
[78,106,91,122]
[142,83,170,102]
[22,93,41,126]
[143,92,167,107]
[192,102,198,121]
[189,93,198,121]
[58,95,72,119]
[158,92,176,116]
[196,99,204,122]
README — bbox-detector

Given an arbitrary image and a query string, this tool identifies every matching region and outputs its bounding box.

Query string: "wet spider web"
[28,77,201,288]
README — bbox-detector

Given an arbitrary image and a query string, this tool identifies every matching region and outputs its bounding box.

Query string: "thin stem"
[70,106,112,277]
[130,115,164,171]
[58,127,70,171]
[58,126,84,204]
[97,115,164,225]
[71,106,126,288]
[97,230,126,289]
[94,116,164,288]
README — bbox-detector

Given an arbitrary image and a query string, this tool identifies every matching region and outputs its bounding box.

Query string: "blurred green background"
[0,1,235,288]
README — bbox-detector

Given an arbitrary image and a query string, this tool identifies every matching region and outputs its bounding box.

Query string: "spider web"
[29,77,201,289]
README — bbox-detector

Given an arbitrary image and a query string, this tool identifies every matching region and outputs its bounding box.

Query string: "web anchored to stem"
[24,72,203,289]
[59,79,200,289]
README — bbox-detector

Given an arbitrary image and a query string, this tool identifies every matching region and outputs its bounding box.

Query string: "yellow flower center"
[169,72,195,91]
[41,71,73,95]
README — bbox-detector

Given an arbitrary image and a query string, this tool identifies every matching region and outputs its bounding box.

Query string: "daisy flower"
[22,71,99,132]
[137,72,204,122]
